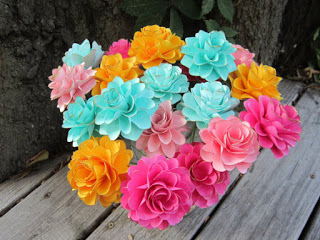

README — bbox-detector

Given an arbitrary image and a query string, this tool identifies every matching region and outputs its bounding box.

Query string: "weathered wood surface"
[196,89,320,240]
[0,79,315,240]
[0,165,113,240]
[0,153,70,215]
[303,203,320,240]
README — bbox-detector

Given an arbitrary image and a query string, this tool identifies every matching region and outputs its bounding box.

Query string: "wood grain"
[0,165,113,240]
[196,89,320,240]
[0,153,70,215]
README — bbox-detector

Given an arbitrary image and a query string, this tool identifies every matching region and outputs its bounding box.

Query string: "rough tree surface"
[0,0,133,181]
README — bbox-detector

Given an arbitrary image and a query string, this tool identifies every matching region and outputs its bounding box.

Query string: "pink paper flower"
[48,63,96,112]
[136,100,189,158]
[200,116,260,173]
[175,143,230,208]
[121,154,194,230]
[231,44,255,67]
[105,39,131,59]
[239,95,302,159]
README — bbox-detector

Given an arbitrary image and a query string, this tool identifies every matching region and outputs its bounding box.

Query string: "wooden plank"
[302,201,320,240]
[196,89,320,240]
[0,153,70,215]
[86,79,303,239]
[0,165,114,240]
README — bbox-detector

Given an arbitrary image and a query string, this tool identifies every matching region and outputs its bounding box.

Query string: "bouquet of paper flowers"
[48,25,302,230]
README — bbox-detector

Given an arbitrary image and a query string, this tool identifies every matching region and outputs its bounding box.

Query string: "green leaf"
[227,37,236,44]
[217,0,234,23]
[201,0,215,16]
[313,27,320,41]
[121,0,168,17]
[170,8,184,37]
[220,26,238,38]
[134,11,167,32]
[173,0,202,20]
[205,19,220,32]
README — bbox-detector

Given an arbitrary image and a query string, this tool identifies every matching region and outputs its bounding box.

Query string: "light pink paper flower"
[48,63,96,112]
[175,143,230,208]
[105,39,131,59]
[136,100,189,158]
[200,116,260,173]
[231,44,255,67]
[239,95,302,159]
[121,154,194,230]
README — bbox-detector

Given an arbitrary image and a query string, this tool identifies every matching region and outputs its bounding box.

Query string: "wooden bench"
[0,79,319,240]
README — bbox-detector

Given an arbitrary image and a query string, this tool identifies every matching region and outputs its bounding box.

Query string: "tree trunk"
[0,0,134,181]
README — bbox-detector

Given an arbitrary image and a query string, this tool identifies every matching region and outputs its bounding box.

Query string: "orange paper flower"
[229,62,282,100]
[67,136,133,207]
[92,53,142,95]
[128,25,185,69]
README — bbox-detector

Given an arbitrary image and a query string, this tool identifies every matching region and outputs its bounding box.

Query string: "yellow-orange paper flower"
[67,136,133,207]
[92,53,143,95]
[229,62,283,100]
[128,25,185,69]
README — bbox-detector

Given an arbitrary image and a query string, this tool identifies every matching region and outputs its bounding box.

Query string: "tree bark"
[0,0,133,181]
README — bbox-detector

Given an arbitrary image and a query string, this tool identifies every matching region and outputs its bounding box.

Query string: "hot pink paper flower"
[200,116,260,173]
[231,44,255,67]
[121,154,194,230]
[48,63,96,112]
[105,39,131,59]
[175,143,230,208]
[239,95,302,159]
[136,100,189,158]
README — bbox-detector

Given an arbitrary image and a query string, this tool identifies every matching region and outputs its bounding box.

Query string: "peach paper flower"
[229,62,282,100]
[48,63,96,112]
[136,100,189,158]
[128,25,185,69]
[239,95,302,159]
[175,143,230,208]
[200,116,260,173]
[92,53,142,95]
[106,39,131,59]
[67,136,133,207]
[231,44,255,67]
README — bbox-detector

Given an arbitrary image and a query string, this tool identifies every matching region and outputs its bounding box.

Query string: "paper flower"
[62,39,104,69]
[231,44,255,67]
[140,63,189,104]
[94,77,158,141]
[136,100,189,158]
[179,81,239,129]
[92,53,142,95]
[62,97,99,146]
[200,116,260,173]
[121,154,194,230]
[106,39,131,58]
[229,62,283,100]
[239,96,302,159]
[181,30,236,82]
[67,136,133,207]
[48,63,96,112]
[180,64,205,82]
[128,25,185,69]
[175,143,230,208]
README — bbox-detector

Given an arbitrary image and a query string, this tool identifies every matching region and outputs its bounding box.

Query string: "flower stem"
[189,124,197,143]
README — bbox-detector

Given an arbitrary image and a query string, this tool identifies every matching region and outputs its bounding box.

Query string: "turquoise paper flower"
[140,63,189,104]
[181,30,237,82]
[94,77,158,141]
[178,81,239,129]
[62,39,104,69]
[62,97,100,147]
